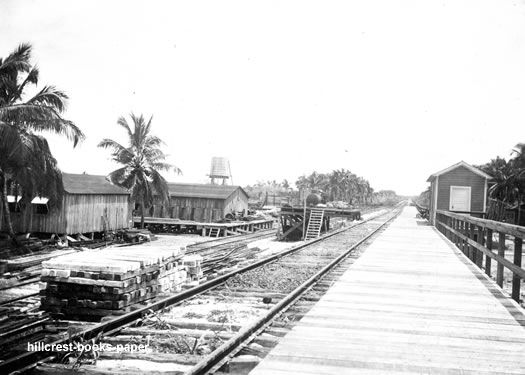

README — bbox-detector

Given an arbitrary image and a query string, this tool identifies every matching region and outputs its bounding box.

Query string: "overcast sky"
[2,0,524,195]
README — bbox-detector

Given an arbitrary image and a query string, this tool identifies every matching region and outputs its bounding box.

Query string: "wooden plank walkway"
[250,206,525,375]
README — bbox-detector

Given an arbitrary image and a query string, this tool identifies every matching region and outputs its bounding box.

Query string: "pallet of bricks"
[40,246,187,321]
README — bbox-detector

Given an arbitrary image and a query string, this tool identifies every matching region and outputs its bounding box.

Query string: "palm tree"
[479,145,525,223]
[98,113,181,228]
[0,43,84,242]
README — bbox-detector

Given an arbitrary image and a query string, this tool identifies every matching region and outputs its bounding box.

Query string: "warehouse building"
[151,183,249,222]
[0,173,131,235]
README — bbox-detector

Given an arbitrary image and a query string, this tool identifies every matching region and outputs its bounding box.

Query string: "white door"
[450,186,471,212]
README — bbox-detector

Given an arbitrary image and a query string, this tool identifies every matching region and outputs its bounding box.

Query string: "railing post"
[469,223,475,261]
[476,226,484,269]
[512,237,523,302]
[452,217,458,247]
[463,221,470,259]
[497,232,505,287]
[461,220,467,255]
[485,229,492,277]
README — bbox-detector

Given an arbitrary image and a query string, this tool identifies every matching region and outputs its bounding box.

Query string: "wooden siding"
[0,200,68,234]
[64,194,130,234]
[149,189,249,223]
[156,196,225,222]
[223,189,249,216]
[0,194,130,234]
[429,179,437,224]
[436,166,485,212]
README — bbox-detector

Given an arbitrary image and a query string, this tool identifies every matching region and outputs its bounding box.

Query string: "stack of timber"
[39,246,187,321]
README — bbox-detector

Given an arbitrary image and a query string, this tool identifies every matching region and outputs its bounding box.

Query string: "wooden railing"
[435,210,524,302]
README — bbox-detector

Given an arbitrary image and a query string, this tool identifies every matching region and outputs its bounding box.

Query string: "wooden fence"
[435,209,524,302]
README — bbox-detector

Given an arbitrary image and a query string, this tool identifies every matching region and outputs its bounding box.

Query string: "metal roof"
[426,161,492,182]
[167,183,248,200]
[62,173,129,195]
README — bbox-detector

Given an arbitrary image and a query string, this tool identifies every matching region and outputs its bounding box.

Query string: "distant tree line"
[245,170,402,207]
[295,169,374,205]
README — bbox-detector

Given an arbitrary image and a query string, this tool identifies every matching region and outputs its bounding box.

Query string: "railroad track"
[0,228,280,366]
[0,204,403,374]
[0,228,278,309]
[186,228,277,255]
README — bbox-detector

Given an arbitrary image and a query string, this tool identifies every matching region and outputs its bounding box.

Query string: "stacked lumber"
[39,246,187,321]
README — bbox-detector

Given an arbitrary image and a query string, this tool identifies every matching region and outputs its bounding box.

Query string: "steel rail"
[0,208,395,374]
[0,277,41,292]
[0,318,50,342]
[186,207,402,374]
[186,229,276,253]
[0,292,40,307]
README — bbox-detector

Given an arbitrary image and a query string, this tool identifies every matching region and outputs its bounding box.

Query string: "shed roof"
[426,161,492,182]
[62,173,129,195]
[167,183,248,200]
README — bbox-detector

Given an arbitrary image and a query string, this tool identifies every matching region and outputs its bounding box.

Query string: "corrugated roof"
[426,161,492,182]
[62,173,129,195]
[167,183,248,200]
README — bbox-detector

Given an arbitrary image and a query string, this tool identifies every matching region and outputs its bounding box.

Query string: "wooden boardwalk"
[250,206,525,375]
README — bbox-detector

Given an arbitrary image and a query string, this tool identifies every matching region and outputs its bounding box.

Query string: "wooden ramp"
[250,206,525,375]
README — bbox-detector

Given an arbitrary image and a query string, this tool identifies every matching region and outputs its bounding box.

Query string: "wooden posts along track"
[435,209,524,302]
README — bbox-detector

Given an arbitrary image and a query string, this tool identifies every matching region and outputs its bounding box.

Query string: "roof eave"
[429,161,492,180]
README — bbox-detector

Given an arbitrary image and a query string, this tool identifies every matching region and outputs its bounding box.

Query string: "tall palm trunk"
[140,196,145,229]
[0,171,17,243]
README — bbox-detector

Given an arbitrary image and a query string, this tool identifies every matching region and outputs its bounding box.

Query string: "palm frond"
[16,67,39,100]
[148,168,170,204]
[0,104,84,146]
[26,85,68,112]
[107,167,131,188]
[116,116,133,138]
[0,43,32,74]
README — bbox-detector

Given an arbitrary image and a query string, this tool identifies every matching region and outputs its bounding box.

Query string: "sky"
[1,0,525,196]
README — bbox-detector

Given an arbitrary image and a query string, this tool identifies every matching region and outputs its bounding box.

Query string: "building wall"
[0,194,130,234]
[165,196,225,222]
[148,188,249,222]
[223,189,249,216]
[429,166,487,224]
[0,198,68,234]
[436,166,486,212]
[65,194,131,234]
[429,179,437,224]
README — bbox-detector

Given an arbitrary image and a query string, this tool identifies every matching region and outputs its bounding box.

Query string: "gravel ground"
[225,262,324,293]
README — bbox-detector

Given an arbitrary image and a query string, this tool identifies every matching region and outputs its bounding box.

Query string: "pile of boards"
[40,246,190,321]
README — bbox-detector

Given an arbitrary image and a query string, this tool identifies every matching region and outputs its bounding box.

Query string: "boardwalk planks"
[250,206,525,375]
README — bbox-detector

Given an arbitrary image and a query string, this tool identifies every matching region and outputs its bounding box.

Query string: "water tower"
[209,157,232,185]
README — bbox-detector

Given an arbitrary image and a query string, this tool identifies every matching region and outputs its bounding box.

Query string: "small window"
[33,204,49,214]
[31,197,49,215]
[7,195,21,213]
[8,202,20,213]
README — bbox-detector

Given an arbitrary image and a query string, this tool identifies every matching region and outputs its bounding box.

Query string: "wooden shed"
[427,161,492,224]
[0,173,131,235]
[151,183,249,222]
